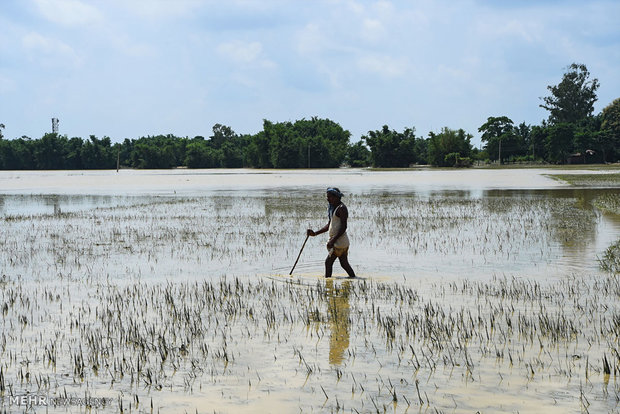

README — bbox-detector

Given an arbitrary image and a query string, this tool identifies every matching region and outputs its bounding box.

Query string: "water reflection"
[0,194,162,216]
[483,188,620,271]
[2,182,618,283]
[325,279,351,365]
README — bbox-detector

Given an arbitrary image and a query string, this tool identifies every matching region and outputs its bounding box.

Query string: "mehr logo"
[2,394,110,408]
[6,394,48,406]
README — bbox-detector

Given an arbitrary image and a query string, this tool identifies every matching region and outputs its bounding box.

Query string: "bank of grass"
[548,172,620,187]
[594,193,620,215]
[600,239,620,274]
[479,163,620,171]
[594,193,620,274]
[367,163,620,172]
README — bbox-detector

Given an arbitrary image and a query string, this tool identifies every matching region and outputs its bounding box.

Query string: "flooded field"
[0,168,619,413]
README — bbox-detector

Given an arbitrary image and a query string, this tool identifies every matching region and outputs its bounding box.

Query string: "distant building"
[567,149,596,164]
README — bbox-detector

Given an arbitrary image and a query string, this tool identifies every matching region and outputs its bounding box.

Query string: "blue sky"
[1,0,619,147]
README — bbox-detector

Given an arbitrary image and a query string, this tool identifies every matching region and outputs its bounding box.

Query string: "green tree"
[540,63,600,125]
[118,139,134,168]
[246,131,272,168]
[248,117,350,168]
[81,136,115,169]
[0,123,4,140]
[0,136,35,169]
[296,117,350,168]
[185,139,221,168]
[530,125,548,161]
[545,123,575,163]
[362,125,418,167]
[130,135,180,169]
[513,122,531,159]
[414,137,429,164]
[209,124,236,149]
[571,115,603,163]
[427,128,472,167]
[205,125,246,167]
[221,136,246,167]
[478,116,515,164]
[33,133,68,169]
[346,141,371,167]
[65,137,84,169]
[601,98,620,162]
[264,120,301,168]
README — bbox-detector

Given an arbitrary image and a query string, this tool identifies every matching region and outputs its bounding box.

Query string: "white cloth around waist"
[328,204,350,248]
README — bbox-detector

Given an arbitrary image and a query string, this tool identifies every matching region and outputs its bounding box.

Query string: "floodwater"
[0,168,619,413]
[0,167,577,197]
[1,168,618,282]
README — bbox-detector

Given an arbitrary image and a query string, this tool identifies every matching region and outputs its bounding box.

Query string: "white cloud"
[217,40,262,63]
[115,0,205,20]
[217,40,275,69]
[0,74,16,94]
[105,32,157,59]
[474,12,544,44]
[296,23,326,56]
[0,0,618,143]
[33,0,103,26]
[435,63,472,83]
[22,31,82,67]
[360,18,386,42]
[357,54,408,78]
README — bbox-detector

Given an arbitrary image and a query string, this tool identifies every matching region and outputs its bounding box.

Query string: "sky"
[1,0,619,147]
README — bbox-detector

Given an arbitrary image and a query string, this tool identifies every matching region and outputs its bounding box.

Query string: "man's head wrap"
[326,187,343,199]
[327,187,343,220]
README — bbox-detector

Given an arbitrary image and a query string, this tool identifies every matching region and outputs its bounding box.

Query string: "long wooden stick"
[289,234,310,275]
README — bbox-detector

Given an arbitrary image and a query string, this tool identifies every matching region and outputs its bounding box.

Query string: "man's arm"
[307,221,330,237]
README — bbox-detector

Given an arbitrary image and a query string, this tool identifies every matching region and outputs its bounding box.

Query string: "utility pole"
[498,138,502,165]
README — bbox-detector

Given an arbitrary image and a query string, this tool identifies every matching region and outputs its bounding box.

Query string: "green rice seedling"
[599,239,620,274]
[594,193,620,215]
[0,175,618,413]
[550,172,620,187]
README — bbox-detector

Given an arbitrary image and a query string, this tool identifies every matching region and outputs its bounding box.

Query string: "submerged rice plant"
[600,239,620,274]
[0,185,618,412]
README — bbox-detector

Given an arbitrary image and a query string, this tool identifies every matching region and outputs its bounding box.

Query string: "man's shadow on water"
[325,279,351,366]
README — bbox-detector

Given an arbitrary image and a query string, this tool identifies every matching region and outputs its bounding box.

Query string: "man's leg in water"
[338,253,356,278]
[325,253,337,278]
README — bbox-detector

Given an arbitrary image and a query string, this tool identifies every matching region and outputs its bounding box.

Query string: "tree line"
[1,63,619,169]
[0,119,351,170]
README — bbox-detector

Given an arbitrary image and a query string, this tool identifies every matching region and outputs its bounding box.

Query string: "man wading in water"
[307,188,357,278]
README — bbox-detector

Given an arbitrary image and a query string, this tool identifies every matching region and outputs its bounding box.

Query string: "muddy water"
[0,168,619,413]
[1,168,617,282]
[0,167,569,197]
